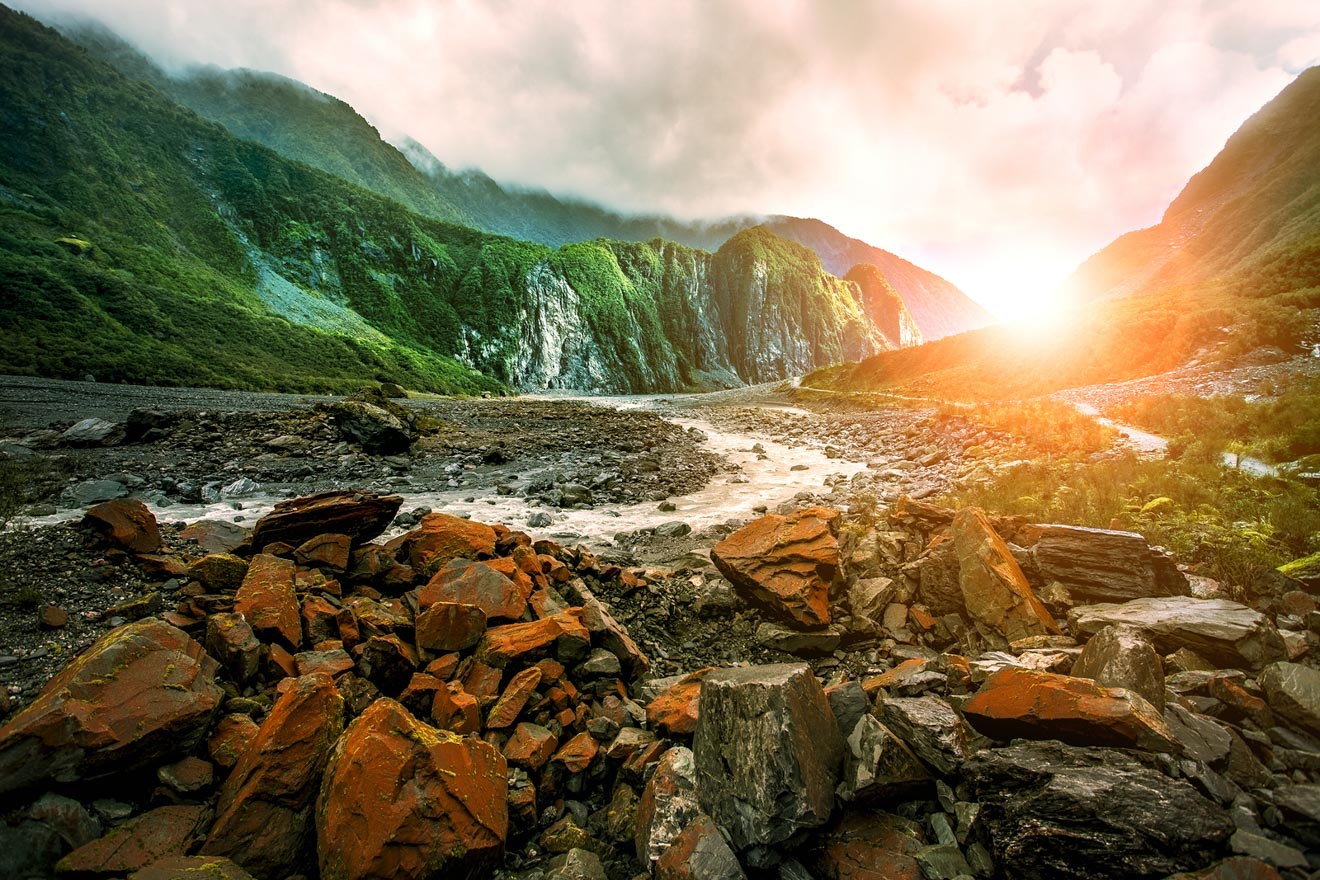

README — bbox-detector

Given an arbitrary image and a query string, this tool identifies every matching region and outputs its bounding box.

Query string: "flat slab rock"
[250,490,402,551]
[1030,523,1187,602]
[1068,597,1287,670]
[710,507,841,629]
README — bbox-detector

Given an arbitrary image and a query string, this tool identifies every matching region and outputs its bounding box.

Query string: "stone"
[710,507,841,628]
[1071,624,1165,712]
[234,554,302,650]
[205,612,261,684]
[693,663,844,850]
[202,673,344,879]
[636,746,704,868]
[475,612,592,669]
[326,392,417,454]
[295,648,355,678]
[129,857,256,880]
[250,490,402,552]
[61,418,123,446]
[646,669,714,736]
[415,601,488,653]
[1068,598,1286,671]
[1228,830,1307,870]
[486,666,542,729]
[876,695,973,777]
[1274,784,1320,847]
[189,554,249,593]
[1164,857,1284,880]
[848,577,896,630]
[209,714,260,770]
[548,848,610,880]
[553,731,599,773]
[655,815,747,880]
[56,805,208,878]
[405,512,498,577]
[963,667,1181,753]
[952,508,1058,642]
[157,756,213,794]
[1259,661,1320,736]
[180,520,251,554]
[82,498,161,553]
[812,810,925,880]
[39,605,68,629]
[576,598,652,679]
[837,714,932,803]
[914,843,972,880]
[419,559,527,621]
[1164,703,1232,766]
[316,699,507,880]
[579,647,623,678]
[504,722,557,771]
[1031,524,1188,602]
[825,681,871,745]
[965,741,1234,880]
[68,479,128,506]
[755,621,841,656]
[0,620,221,797]
[294,533,352,573]
[356,634,418,696]
[1277,551,1320,593]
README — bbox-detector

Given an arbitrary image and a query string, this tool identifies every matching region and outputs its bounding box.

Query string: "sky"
[14,1,1320,318]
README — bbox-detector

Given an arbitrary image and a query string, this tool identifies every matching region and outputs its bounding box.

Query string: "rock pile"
[0,491,1316,880]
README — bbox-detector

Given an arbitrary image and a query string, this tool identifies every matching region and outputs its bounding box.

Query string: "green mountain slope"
[0,6,882,393]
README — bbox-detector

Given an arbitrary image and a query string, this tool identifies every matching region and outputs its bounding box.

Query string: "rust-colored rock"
[655,814,747,880]
[316,698,507,880]
[435,684,482,734]
[711,507,841,628]
[250,490,402,552]
[419,559,528,621]
[0,620,221,797]
[952,507,1059,643]
[189,553,250,593]
[415,601,488,653]
[356,634,418,696]
[57,805,209,878]
[294,533,352,573]
[202,673,344,879]
[235,554,302,650]
[553,731,599,773]
[1165,857,1284,880]
[814,810,925,880]
[647,669,716,736]
[209,714,260,770]
[206,612,261,684]
[82,498,161,554]
[405,512,498,578]
[963,667,1181,753]
[504,722,558,770]
[476,612,592,669]
[486,666,542,729]
[129,856,256,880]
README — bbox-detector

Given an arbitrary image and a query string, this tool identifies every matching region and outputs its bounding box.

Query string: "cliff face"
[844,264,923,349]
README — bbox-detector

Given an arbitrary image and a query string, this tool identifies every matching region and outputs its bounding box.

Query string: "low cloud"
[12,0,1320,315]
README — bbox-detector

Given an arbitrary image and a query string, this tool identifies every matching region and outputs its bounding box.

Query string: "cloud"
[10,0,1320,316]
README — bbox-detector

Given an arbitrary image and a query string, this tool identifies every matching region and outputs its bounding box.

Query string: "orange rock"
[553,731,599,773]
[235,554,302,650]
[294,533,352,573]
[425,653,461,681]
[646,668,716,736]
[0,620,221,797]
[57,805,208,877]
[463,661,506,704]
[202,673,344,878]
[476,612,592,670]
[82,498,161,553]
[316,699,507,880]
[251,490,402,552]
[711,507,840,628]
[963,667,1181,753]
[129,856,256,880]
[415,601,488,653]
[814,809,925,880]
[486,667,543,729]
[862,658,929,694]
[503,722,558,770]
[205,612,261,683]
[486,556,536,599]
[655,814,744,880]
[952,508,1058,643]
[301,595,341,645]
[404,512,498,578]
[419,559,527,621]
[209,713,260,770]
[436,684,482,735]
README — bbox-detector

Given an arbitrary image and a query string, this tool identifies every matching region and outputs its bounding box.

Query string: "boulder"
[646,669,715,736]
[1031,524,1187,601]
[405,512,499,577]
[837,714,932,803]
[962,667,1180,753]
[636,746,704,868]
[655,815,747,880]
[326,391,417,454]
[848,577,896,630]
[205,613,262,684]
[876,695,974,777]
[693,663,844,850]
[234,554,302,650]
[965,741,1234,879]
[952,508,1058,643]
[1165,857,1284,880]
[0,620,221,797]
[202,674,344,879]
[129,857,256,880]
[61,417,123,447]
[1274,784,1320,848]
[250,490,403,552]
[1259,661,1320,736]
[418,559,527,621]
[475,612,592,669]
[504,722,558,771]
[710,507,841,628]
[485,666,542,729]
[414,601,487,653]
[547,849,609,880]
[56,805,208,878]
[812,809,926,880]
[316,699,507,880]
[81,498,161,553]
[1068,598,1287,670]
[1071,624,1165,712]
[1277,551,1320,593]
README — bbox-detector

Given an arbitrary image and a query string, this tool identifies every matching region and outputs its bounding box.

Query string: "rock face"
[963,668,1180,753]
[1069,598,1287,670]
[693,663,844,850]
[1031,524,1188,601]
[1071,624,1166,712]
[250,490,402,551]
[711,508,841,629]
[1259,661,1320,735]
[202,673,345,879]
[966,741,1235,879]
[316,699,508,880]
[0,620,221,797]
[952,508,1058,643]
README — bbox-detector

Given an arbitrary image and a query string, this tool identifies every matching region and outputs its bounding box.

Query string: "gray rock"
[655,815,746,880]
[636,747,703,868]
[966,741,1234,880]
[694,663,843,850]
[754,622,841,657]
[877,695,974,776]
[1259,661,1320,736]
[547,848,609,880]
[1032,524,1187,602]
[914,843,972,880]
[1228,829,1308,869]
[837,715,931,803]
[849,577,896,629]
[1275,784,1320,847]
[326,392,416,454]
[527,512,554,528]
[221,477,261,498]
[578,648,622,678]
[826,681,870,743]
[655,521,693,539]
[1068,597,1287,670]
[61,418,123,447]
[68,479,128,506]
[1072,624,1165,712]
[1163,703,1232,766]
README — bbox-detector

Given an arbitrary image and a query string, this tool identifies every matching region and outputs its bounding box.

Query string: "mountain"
[843,263,922,348]
[0,6,883,394]
[62,22,989,343]
[1064,67,1320,305]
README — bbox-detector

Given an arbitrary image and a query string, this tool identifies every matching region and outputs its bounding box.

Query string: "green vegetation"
[939,398,1117,457]
[946,452,1320,593]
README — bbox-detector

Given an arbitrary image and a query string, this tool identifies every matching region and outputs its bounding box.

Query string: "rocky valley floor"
[0,375,1317,880]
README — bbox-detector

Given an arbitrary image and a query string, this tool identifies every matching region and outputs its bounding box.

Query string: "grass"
[939,398,1117,458]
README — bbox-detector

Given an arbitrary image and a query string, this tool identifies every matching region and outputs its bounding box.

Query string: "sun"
[964,257,1075,328]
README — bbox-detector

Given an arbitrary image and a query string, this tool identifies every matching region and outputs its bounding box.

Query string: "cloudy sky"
[14,1,1320,316]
